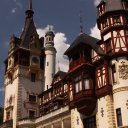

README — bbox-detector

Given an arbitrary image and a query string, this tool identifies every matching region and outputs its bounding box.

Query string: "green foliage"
[0,107,3,125]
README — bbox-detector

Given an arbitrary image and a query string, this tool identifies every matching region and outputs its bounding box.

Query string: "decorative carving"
[118,61,128,80]
[101,108,104,117]
[126,100,128,109]
[113,87,128,94]
[76,116,79,125]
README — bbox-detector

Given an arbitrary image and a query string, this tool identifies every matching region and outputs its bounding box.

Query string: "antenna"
[79,11,83,33]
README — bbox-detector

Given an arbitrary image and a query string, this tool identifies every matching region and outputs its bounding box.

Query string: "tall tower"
[3,0,44,127]
[44,29,56,90]
[96,0,128,127]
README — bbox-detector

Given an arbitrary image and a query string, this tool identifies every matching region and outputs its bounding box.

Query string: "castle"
[2,0,128,128]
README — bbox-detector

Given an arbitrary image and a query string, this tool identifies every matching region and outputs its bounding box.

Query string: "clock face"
[32,56,39,64]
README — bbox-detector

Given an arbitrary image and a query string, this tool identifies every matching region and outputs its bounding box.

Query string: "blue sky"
[0,0,101,106]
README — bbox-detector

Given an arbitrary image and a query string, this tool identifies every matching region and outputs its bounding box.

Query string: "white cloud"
[13,0,22,8]
[37,25,70,72]
[90,24,101,39]
[54,33,70,72]
[94,0,101,6]
[11,8,17,14]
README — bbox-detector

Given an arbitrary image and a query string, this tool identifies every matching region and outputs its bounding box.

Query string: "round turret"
[45,30,55,37]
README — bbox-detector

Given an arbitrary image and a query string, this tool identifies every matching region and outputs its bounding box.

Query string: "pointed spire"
[79,11,83,33]
[29,0,32,10]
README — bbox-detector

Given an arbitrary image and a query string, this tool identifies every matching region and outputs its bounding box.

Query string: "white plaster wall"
[113,91,128,127]
[71,108,84,128]
[112,58,128,127]
[44,50,56,90]
[97,97,109,128]
[4,69,19,128]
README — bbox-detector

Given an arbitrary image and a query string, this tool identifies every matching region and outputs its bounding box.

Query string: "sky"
[0,0,102,107]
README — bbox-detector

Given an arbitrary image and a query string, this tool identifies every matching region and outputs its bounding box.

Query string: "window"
[116,108,122,127]
[29,95,36,103]
[6,111,11,120]
[111,65,117,84]
[31,73,36,82]
[106,40,112,53]
[84,79,90,89]
[113,16,121,25]
[85,116,96,128]
[74,76,82,93]
[47,62,49,66]
[29,110,36,119]
[102,19,108,29]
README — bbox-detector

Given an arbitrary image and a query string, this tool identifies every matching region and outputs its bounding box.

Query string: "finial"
[79,11,83,33]
[29,0,32,10]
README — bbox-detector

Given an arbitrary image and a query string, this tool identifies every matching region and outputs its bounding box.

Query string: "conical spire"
[20,0,38,48]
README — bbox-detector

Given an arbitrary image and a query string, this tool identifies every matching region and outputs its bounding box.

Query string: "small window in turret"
[113,16,121,25]
[111,65,117,84]
[31,73,36,82]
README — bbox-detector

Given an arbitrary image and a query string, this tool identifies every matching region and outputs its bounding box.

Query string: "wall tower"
[44,29,56,90]
[96,0,128,127]
[3,0,44,127]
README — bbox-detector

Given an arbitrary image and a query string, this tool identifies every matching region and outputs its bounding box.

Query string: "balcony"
[71,89,97,116]
[96,85,112,98]
[69,59,82,71]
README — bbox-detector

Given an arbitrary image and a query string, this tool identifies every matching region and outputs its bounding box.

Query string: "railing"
[74,89,94,101]
[96,85,112,97]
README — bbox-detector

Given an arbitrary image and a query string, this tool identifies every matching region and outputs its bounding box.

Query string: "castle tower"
[96,0,128,127]
[3,0,44,127]
[44,29,56,90]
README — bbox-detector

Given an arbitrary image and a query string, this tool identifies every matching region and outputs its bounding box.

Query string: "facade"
[2,0,128,128]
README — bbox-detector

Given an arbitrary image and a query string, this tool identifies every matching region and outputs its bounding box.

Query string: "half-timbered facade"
[1,0,128,128]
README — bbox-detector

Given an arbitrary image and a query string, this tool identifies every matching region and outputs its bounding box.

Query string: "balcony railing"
[74,89,94,101]
[96,85,112,97]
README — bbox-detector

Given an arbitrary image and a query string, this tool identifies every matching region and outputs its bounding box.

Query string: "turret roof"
[64,33,105,56]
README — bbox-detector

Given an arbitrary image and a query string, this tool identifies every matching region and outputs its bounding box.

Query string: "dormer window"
[113,16,121,25]
[111,65,117,84]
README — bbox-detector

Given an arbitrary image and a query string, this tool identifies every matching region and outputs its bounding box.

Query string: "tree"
[0,107,3,125]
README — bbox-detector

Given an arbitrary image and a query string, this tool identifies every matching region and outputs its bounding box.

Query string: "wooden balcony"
[71,89,97,116]
[69,59,82,71]
[96,85,112,98]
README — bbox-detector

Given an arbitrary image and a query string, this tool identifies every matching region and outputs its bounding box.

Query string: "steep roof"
[99,0,124,12]
[64,33,105,56]
[20,0,39,49]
